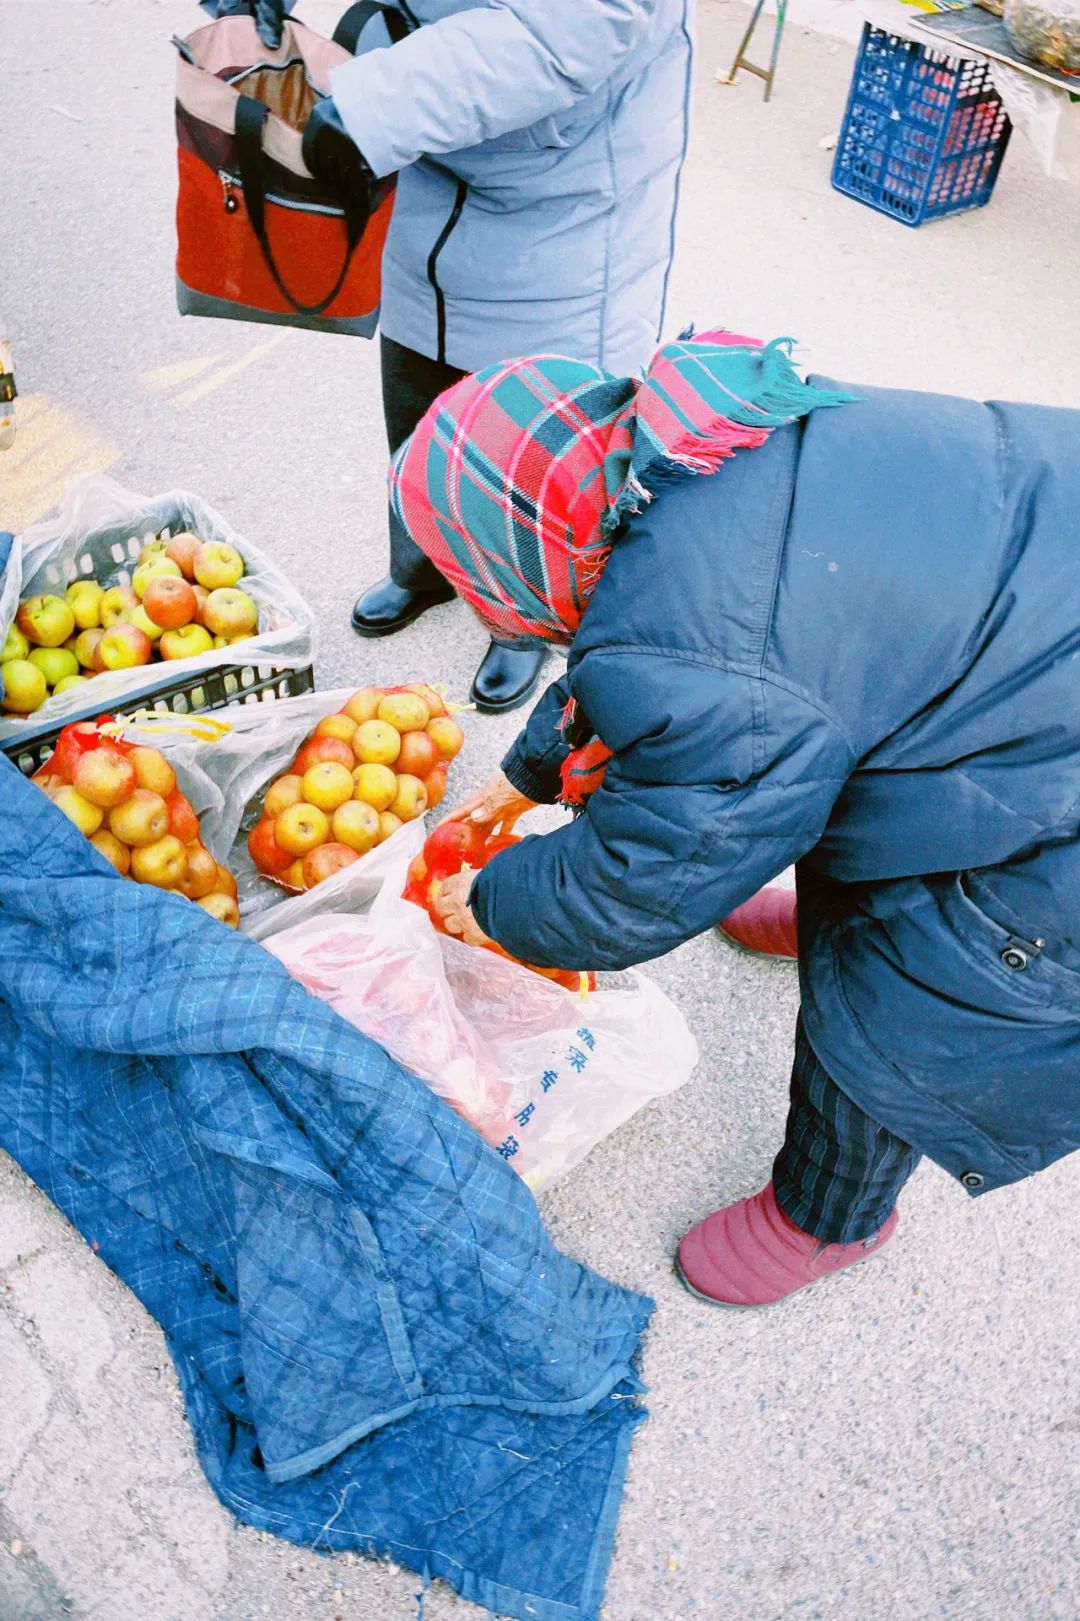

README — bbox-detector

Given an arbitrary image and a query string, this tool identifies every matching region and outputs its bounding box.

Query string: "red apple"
[424,761,449,810]
[165,788,200,845]
[73,746,138,809]
[165,532,203,580]
[396,729,440,779]
[301,842,360,888]
[98,623,152,670]
[143,575,197,630]
[247,817,294,875]
[292,736,355,775]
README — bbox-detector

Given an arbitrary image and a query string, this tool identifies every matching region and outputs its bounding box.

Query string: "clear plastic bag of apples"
[246,684,463,894]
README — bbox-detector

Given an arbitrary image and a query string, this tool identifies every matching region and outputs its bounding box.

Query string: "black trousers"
[382,334,466,593]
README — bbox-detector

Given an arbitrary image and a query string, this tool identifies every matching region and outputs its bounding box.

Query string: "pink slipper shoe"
[719,887,798,959]
[675,1181,897,1308]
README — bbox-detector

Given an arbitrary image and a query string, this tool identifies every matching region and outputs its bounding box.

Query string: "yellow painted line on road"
[0,396,119,531]
[172,333,286,410]
[138,354,224,392]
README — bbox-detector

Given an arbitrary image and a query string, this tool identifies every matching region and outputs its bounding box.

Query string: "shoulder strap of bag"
[234,94,366,318]
[333,1,411,53]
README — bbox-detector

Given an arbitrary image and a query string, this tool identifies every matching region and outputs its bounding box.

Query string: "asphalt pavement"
[2,2,1080,1618]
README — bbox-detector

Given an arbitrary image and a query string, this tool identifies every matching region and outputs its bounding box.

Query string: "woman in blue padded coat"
[204,0,693,714]
[388,328,1080,1310]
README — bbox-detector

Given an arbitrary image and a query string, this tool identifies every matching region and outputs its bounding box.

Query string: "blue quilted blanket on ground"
[0,761,651,1620]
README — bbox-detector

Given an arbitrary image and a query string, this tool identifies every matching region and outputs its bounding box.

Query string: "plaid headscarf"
[389,328,852,646]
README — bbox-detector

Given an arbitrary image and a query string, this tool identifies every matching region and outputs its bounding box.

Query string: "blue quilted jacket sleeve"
[500,674,574,804]
[470,649,852,970]
[329,0,661,177]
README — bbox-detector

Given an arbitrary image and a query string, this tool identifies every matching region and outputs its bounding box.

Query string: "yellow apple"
[353,719,401,767]
[131,835,189,889]
[90,828,131,875]
[201,587,257,638]
[64,580,104,630]
[178,843,219,900]
[16,595,76,649]
[130,605,165,643]
[342,687,384,725]
[54,674,90,696]
[193,542,244,590]
[263,774,304,819]
[377,811,403,844]
[1,625,29,662]
[351,762,398,812]
[73,747,138,809]
[196,891,240,928]
[274,801,330,856]
[331,799,379,855]
[52,785,104,836]
[100,585,139,627]
[377,692,429,733]
[98,624,152,670]
[138,538,171,566]
[314,713,358,745]
[28,647,79,687]
[425,716,464,761]
[283,858,308,890]
[129,747,176,798]
[74,628,105,669]
[159,623,214,661]
[0,659,47,713]
[388,773,428,822]
[132,557,182,600]
[300,762,354,813]
[108,789,169,848]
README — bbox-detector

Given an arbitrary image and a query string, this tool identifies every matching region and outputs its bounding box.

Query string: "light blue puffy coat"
[329,0,693,372]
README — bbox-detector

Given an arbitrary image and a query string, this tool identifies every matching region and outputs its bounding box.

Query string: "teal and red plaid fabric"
[389,329,852,646]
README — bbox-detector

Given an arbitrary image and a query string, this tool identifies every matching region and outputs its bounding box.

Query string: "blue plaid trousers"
[771,1020,922,1243]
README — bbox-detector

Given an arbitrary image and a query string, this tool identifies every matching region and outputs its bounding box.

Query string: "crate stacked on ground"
[832,23,1012,226]
[0,475,315,776]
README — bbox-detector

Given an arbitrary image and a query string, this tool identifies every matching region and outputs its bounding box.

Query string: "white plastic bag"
[116,689,425,938]
[265,846,700,1192]
[1,474,316,742]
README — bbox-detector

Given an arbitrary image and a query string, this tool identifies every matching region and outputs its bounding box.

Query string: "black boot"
[351,574,455,637]
[470,641,546,715]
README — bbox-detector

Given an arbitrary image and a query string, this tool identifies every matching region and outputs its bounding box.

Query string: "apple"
[0,659,47,713]
[274,801,330,856]
[129,747,176,798]
[377,811,403,843]
[302,842,360,888]
[292,736,355,775]
[165,788,200,844]
[424,762,449,810]
[90,828,131,875]
[159,623,214,661]
[353,719,401,767]
[28,647,79,687]
[65,580,104,630]
[165,532,203,580]
[282,858,307,890]
[143,576,197,630]
[138,538,171,567]
[193,542,244,590]
[74,628,105,669]
[131,834,189,889]
[343,687,384,726]
[99,624,152,670]
[331,799,379,856]
[178,843,219,900]
[300,761,354,813]
[377,692,429,733]
[126,607,162,645]
[2,625,29,662]
[196,892,240,928]
[248,818,294,875]
[100,586,139,627]
[201,587,257,638]
[214,864,239,901]
[396,729,440,779]
[16,595,76,649]
[313,713,358,745]
[191,584,210,623]
[263,774,304,818]
[52,785,104,836]
[426,716,464,761]
[54,674,90,696]
[73,747,137,809]
[351,762,398,812]
[406,682,446,718]
[132,557,182,600]
[108,789,169,848]
[388,773,428,822]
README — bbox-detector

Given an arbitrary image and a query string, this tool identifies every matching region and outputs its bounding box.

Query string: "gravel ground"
[2,2,1080,1618]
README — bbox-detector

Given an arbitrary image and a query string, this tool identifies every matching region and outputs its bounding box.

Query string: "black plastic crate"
[2,661,315,777]
[832,24,1011,226]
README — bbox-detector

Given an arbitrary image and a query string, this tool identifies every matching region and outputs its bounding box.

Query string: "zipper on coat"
[426,179,467,366]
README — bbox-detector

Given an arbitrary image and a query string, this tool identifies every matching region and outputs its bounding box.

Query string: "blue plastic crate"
[832,23,1012,226]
